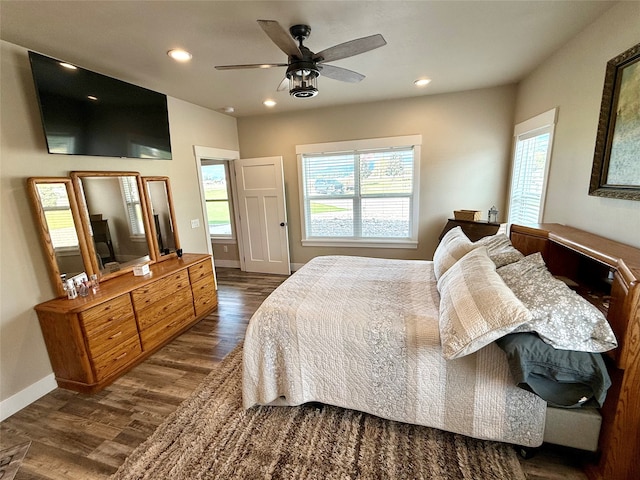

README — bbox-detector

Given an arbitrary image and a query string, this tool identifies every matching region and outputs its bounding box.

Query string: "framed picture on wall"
[589,42,640,200]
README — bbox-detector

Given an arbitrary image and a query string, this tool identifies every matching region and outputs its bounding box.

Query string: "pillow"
[496,332,611,408]
[497,253,617,353]
[474,234,524,268]
[433,227,475,280]
[437,247,532,359]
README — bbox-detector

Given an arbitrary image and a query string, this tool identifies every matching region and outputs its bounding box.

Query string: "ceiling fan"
[215,20,387,98]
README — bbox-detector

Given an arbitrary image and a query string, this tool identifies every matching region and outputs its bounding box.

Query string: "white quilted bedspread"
[243,255,546,446]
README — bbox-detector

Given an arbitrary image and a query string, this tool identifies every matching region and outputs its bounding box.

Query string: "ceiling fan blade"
[215,63,288,70]
[314,34,386,63]
[258,20,303,58]
[318,64,365,83]
[277,78,289,91]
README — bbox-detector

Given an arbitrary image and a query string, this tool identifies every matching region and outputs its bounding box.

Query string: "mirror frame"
[27,177,95,297]
[70,171,157,281]
[141,176,181,262]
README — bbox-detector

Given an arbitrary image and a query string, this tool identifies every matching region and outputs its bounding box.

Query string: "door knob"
[280,222,286,227]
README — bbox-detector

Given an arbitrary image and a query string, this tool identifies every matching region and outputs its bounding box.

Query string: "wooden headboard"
[509,224,640,480]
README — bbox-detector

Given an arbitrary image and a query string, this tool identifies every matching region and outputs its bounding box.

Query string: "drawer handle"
[109,331,123,340]
[115,352,128,361]
[104,305,112,311]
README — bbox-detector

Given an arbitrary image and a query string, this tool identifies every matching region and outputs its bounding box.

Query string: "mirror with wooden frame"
[71,171,156,281]
[142,176,181,261]
[27,177,95,297]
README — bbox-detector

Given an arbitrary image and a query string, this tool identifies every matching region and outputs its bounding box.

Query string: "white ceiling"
[0,1,615,117]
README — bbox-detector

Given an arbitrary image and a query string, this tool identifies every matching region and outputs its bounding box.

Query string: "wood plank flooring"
[1,267,591,480]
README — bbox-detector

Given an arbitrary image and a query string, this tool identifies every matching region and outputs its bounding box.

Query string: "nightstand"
[439,218,504,242]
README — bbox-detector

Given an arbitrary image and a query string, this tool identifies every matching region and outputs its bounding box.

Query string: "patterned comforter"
[243,255,546,446]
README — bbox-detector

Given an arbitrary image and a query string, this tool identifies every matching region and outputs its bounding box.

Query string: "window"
[508,108,557,225]
[36,183,79,249]
[120,176,145,237]
[297,135,421,248]
[201,161,234,238]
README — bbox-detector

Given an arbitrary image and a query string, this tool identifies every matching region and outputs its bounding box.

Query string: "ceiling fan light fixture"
[287,63,319,98]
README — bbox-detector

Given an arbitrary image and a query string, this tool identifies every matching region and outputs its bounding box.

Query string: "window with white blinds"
[37,183,79,249]
[120,176,145,237]
[297,135,421,248]
[508,108,557,226]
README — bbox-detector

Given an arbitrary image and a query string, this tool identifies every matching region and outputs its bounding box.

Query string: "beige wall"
[515,1,640,248]
[238,85,517,264]
[0,40,238,411]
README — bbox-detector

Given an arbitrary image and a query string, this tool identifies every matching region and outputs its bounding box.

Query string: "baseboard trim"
[213,261,304,272]
[0,374,57,421]
[213,259,241,268]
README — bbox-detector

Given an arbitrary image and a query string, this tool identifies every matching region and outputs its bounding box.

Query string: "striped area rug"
[112,346,526,480]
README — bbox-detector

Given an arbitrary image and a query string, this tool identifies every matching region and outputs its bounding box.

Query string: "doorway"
[194,146,291,274]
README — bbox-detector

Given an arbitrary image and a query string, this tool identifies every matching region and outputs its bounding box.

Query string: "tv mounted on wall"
[28,51,172,160]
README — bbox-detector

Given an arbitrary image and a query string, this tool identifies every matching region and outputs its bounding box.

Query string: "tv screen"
[28,51,172,160]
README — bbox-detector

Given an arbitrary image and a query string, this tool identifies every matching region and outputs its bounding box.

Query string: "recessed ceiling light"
[87,95,98,101]
[414,78,432,87]
[263,99,277,107]
[167,49,192,62]
[59,62,77,70]
[222,106,235,113]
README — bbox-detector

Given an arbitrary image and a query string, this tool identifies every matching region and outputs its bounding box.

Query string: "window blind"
[508,108,556,226]
[38,183,79,248]
[121,176,144,236]
[300,146,416,241]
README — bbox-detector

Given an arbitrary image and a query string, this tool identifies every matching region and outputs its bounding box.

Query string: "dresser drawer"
[188,259,213,283]
[92,335,142,380]
[136,287,194,330]
[84,313,139,359]
[192,275,217,317]
[139,303,195,351]
[131,271,190,311]
[81,294,134,334]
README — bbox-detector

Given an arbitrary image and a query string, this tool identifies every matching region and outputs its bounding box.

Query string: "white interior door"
[235,156,290,275]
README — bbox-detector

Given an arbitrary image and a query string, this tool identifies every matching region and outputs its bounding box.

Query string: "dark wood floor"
[1,267,590,479]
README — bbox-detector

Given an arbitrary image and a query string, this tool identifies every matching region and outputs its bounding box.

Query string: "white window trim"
[507,108,557,225]
[297,135,422,248]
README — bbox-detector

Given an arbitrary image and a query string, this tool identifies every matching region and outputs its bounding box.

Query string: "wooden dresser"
[34,253,217,393]
[510,224,640,480]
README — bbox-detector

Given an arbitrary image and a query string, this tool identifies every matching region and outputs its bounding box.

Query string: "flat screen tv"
[28,51,172,160]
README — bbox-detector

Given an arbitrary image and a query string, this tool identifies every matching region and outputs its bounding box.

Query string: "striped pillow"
[437,247,532,359]
[433,227,475,280]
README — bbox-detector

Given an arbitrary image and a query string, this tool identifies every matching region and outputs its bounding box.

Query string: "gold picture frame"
[589,42,640,200]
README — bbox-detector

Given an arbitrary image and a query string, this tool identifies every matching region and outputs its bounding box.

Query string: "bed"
[243,224,640,479]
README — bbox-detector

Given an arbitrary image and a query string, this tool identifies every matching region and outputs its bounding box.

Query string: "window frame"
[119,176,146,241]
[38,185,80,252]
[507,108,557,226]
[296,135,421,249]
[200,159,235,241]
